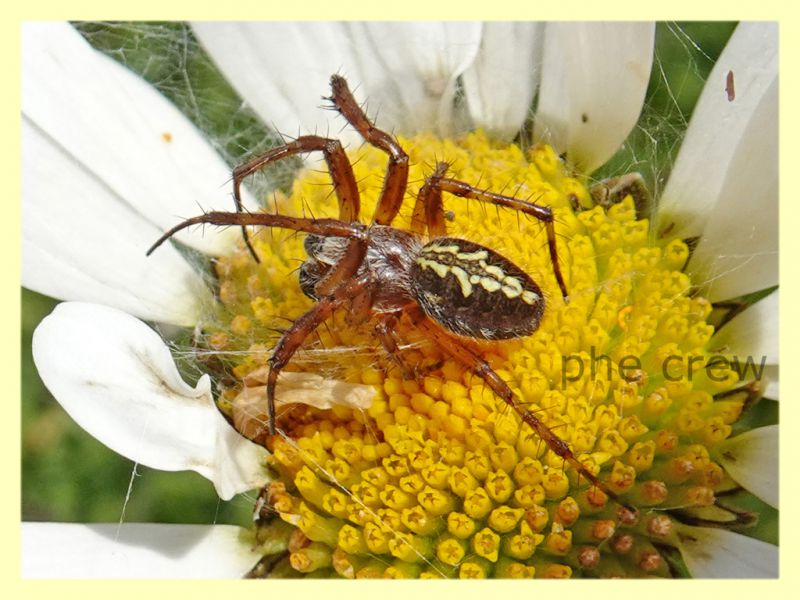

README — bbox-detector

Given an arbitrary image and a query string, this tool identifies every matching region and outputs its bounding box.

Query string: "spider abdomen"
[411,237,544,340]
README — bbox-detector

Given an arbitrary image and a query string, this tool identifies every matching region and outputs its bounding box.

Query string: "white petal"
[22,119,207,327]
[717,425,778,508]
[351,22,483,134]
[192,22,482,141]
[763,368,779,400]
[710,291,778,375]
[658,22,778,241]
[534,22,655,173]
[22,21,256,257]
[32,302,269,500]
[462,22,544,140]
[678,524,778,578]
[232,370,376,439]
[685,76,778,300]
[22,523,257,578]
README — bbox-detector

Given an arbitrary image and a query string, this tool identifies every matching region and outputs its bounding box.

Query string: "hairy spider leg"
[328,74,410,226]
[406,304,636,513]
[266,274,373,436]
[375,316,444,383]
[146,212,365,257]
[413,161,569,302]
[313,238,369,298]
[229,73,409,259]
[374,313,417,380]
[146,211,375,436]
[231,136,361,260]
[345,283,377,326]
[411,162,449,237]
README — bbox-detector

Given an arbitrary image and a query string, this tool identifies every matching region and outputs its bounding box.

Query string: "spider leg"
[406,304,635,513]
[376,315,448,384]
[374,313,416,380]
[420,175,569,301]
[346,283,376,326]
[313,239,368,298]
[232,135,361,260]
[147,212,364,256]
[266,274,372,435]
[410,162,449,237]
[328,75,409,227]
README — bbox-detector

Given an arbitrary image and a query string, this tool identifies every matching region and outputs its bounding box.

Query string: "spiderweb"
[21,22,778,568]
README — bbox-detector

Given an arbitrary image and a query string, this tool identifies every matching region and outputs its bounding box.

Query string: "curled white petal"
[192,22,482,142]
[32,302,269,500]
[658,22,778,242]
[534,22,655,173]
[678,524,778,578]
[22,119,207,327]
[22,523,257,578]
[232,369,376,440]
[710,291,778,378]
[462,22,543,140]
[717,425,778,508]
[22,21,256,257]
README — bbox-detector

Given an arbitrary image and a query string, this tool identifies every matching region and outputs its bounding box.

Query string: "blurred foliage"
[22,22,775,545]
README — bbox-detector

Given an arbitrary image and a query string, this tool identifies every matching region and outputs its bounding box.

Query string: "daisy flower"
[22,21,777,578]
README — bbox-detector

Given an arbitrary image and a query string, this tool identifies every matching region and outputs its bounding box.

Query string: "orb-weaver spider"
[149,74,634,512]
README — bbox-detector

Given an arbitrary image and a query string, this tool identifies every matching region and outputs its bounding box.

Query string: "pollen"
[209,131,744,578]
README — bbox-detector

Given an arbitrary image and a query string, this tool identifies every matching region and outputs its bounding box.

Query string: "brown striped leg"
[266,274,371,435]
[146,212,364,257]
[346,285,376,327]
[313,239,368,299]
[410,162,449,236]
[232,135,361,260]
[328,75,409,226]
[406,304,635,512]
[374,313,414,379]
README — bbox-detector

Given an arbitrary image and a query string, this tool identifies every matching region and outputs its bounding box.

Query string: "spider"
[148,74,634,512]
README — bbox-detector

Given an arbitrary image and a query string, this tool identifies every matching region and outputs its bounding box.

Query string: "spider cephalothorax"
[148,74,635,512]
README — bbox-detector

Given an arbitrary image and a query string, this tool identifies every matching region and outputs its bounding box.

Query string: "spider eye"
[411,237,544,340]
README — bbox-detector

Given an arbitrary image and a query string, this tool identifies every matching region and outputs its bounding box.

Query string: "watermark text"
[561,346,767,389]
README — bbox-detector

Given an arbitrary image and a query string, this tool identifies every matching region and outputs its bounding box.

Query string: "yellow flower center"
[208,131,743,578]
